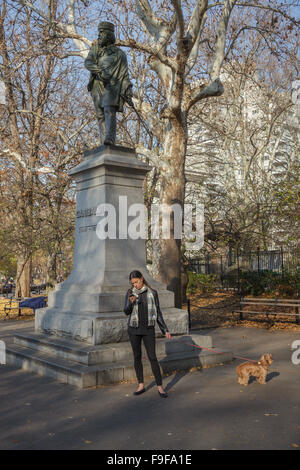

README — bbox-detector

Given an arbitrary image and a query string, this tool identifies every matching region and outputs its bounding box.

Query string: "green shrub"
[189,269,300,298]
[239,271,266,296]
[236,270,300,297]
[187,271,218,294]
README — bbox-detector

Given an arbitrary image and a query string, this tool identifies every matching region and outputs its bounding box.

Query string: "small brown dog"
[236,353,273,386]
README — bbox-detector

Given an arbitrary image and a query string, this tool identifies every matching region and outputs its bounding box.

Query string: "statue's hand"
[93,70,103,82]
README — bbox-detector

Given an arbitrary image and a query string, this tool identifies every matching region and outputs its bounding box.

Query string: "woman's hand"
[165,332,172,339]
[129,295,137,303]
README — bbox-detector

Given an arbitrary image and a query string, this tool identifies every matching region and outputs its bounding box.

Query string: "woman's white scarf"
[129,285,157,328]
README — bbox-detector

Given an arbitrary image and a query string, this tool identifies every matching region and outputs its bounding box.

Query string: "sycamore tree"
[20,0,298,306]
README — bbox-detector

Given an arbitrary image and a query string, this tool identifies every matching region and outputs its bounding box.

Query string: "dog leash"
[141,340,257,363]
[179,341,257,363]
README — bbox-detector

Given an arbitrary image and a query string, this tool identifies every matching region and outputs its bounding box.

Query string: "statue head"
[98,21,116,47]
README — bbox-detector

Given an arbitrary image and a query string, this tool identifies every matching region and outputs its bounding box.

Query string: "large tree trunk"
[15,255,31,298]
[46,252,57,292]
[156,113,187,308]
[14,171,34,298]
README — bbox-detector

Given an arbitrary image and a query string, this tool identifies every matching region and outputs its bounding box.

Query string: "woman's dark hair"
[129,270,153,291]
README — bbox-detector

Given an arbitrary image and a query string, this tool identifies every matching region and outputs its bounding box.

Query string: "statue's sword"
[122,96,155,140]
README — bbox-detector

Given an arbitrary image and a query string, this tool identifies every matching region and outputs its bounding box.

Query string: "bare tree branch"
[188,78,224,109]
[171,0,185,53]
[21,0,91,57]
[117,38,178,72]
[0,149,30,173]
[185,12,208,75]
[236,2,299,26]
[210,0,237,81]
[135,0,176,48]
[187,0,208,43]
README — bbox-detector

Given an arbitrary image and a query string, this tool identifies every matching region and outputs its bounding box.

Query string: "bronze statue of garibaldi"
[84,21,133,145]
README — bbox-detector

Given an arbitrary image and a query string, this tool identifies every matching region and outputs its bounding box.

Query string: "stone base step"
[6,343,99,388]
[5,337,233,389]
[13,331,214,365]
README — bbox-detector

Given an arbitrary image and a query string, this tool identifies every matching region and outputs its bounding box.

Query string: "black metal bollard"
[187,299,191,330]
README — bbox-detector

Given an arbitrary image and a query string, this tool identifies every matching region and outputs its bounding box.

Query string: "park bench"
[3,296,47,319]
[232,297,300,324]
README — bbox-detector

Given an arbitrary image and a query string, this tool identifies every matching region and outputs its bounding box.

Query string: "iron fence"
[188,247,300,291]
[188,248,300,275]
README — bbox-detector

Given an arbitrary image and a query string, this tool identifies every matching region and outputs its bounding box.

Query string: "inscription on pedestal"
[76,207,98,218]
[77,207,99,233]
[79,225,97,233]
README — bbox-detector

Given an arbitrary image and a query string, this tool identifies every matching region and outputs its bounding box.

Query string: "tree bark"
[156,113,187,307]
[15,255,31,298]
[46,252,57,292]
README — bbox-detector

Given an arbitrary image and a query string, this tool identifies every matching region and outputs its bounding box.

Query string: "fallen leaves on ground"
[185,290,300,332]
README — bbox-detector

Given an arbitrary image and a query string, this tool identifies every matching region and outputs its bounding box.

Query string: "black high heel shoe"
[158,390,168,398]
[133,388,146,396]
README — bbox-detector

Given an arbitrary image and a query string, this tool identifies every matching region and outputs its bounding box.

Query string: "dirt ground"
[185,290,300,332]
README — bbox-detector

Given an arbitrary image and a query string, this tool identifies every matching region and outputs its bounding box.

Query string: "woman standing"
[124,270,172,398]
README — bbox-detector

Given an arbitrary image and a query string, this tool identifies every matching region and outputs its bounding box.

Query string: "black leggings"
[129,334,162,386]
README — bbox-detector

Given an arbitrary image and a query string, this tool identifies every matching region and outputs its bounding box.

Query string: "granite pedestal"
[36,144,189,344]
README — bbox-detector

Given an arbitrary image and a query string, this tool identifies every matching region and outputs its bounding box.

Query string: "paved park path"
[0,320,299,450]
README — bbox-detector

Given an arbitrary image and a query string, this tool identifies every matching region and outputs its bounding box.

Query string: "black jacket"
[124,288,169,335]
